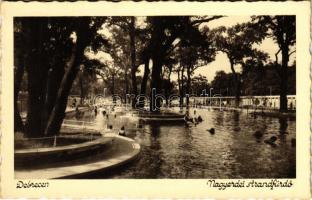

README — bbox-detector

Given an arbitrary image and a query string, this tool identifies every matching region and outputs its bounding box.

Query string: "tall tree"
[105,17,150,106]
[252,16,296,112]
[147,17,184,111]
[106,17,137,106]
[129,17,138,104]
[209,22,267,106]
[15,17,107,137]
[14,20,27,132]
[44,17,107,136]
[211,71,235,97]
[191,74,210,96]
[147,16,219,111]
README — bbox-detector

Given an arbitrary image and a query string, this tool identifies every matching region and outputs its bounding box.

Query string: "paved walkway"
[15,135,140,179]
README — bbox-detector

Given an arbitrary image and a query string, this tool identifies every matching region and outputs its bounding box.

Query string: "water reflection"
[67,107,296,179]
[148,124,163,178]
[279,118,288,134]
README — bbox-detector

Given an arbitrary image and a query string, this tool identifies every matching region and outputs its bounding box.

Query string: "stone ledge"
[15,135,141,179]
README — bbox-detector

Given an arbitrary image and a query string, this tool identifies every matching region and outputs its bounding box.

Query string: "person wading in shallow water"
[193,110,198,126]
[94,106,98,116]
[192,110,203,125]
[119,126,126,136]
[197,115,203,122]
[72,98,77,108]
[184,114,194,127]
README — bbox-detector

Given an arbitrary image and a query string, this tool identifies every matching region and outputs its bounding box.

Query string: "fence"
[170,95,296,110]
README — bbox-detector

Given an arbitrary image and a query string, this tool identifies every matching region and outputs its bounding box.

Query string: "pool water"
[65,107,296,179]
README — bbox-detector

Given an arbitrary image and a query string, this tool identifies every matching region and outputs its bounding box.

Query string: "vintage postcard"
[0,1,310,198]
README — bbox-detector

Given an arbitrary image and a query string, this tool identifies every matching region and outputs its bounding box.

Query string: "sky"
[180,16,295,82]
[90,16,296,83]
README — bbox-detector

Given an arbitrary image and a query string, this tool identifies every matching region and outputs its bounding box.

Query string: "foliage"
[14,15,297,137]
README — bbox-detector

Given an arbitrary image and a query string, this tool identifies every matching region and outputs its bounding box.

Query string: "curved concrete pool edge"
[15,137,113,157]
[15,135,141,179]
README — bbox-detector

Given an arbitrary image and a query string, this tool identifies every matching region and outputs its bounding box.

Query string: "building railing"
[171,95,296,110]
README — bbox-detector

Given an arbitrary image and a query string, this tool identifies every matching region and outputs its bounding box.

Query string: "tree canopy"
[14,15,296,137]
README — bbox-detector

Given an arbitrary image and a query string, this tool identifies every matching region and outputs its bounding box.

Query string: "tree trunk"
[150,55,163,112]
[79,72,84,105]
[111,73,116,103]
[177,69,182,107]
[186,64,191,108]
[124,64,129,103]
[230,60,240,107]
[149,18,165,112]
[44,25,89,136]
[41,62,65,136]
[25,20,49,137]
[165,68,172,106]
[279,44,289,112]
[26,55,48,137]
[14,59,25,132]
[179,66,185,107]
[129,17,137,108]
[139,57,150,108]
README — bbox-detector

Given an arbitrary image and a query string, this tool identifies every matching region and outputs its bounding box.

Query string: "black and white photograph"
[0,0,310,198]
[13,15,298,179]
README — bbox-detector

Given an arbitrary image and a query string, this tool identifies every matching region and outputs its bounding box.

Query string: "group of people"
[93,105,117,117]
[183,110,218,134]
[184,110,203,127]
[92,105,124,135]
